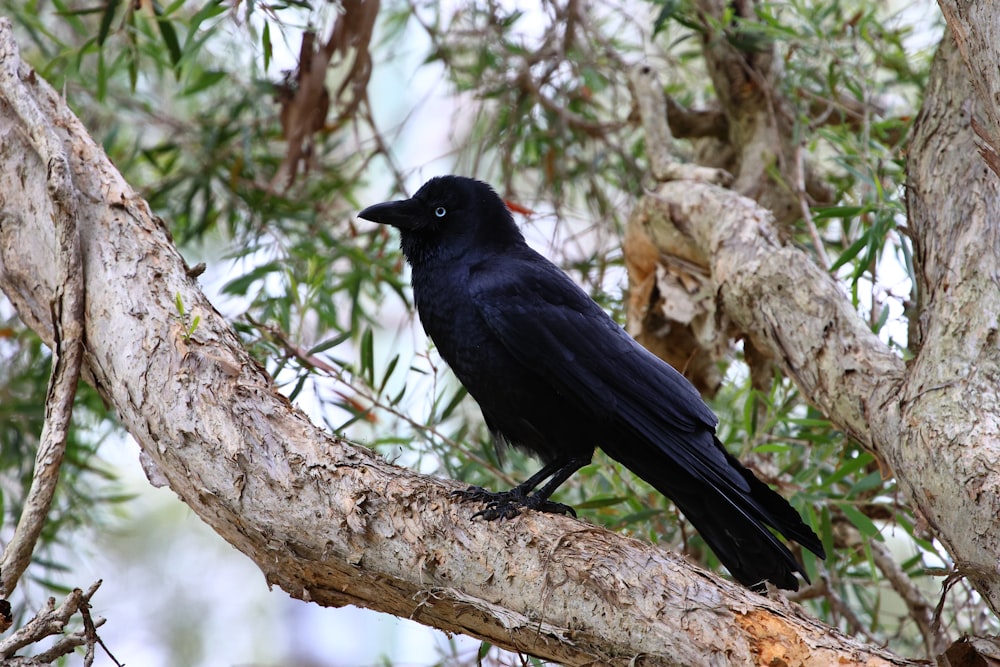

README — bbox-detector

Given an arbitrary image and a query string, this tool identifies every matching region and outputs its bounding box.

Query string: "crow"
[359,175,824,591]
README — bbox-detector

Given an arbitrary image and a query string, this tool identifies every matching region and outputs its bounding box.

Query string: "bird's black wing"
[468,249,750,494]
[469,249,823,590]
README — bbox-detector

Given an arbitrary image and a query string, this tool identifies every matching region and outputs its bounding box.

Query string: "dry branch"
[0,582,104,662]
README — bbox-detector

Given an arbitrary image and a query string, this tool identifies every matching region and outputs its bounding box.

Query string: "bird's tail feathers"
[631,436,823,591]
[722,448,825,558]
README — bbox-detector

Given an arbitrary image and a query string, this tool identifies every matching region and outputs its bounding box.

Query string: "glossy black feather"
[359,175,825,591]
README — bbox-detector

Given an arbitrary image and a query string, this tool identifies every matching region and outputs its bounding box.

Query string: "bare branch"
[837,522,950,657]
[629,64,732,185]
[0,582,102,661]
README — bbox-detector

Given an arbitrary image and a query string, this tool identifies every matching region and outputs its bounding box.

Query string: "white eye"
[434,206,447,218]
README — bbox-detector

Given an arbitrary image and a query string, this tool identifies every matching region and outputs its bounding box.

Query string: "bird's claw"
[450,486,577,521]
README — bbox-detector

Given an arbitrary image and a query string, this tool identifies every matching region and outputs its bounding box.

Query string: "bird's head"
[358,176,525,265]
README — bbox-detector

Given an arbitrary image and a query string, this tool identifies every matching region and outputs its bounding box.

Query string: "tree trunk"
[628,23,1000,619]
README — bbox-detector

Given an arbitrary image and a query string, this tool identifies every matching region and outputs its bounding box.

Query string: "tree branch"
[903,29,1000,615]
[0,581,104,662]
[628,28,1000,619]
[635,181,905,450]
[0,17,86,598]
[937,0,1000,178]
[0,19,920,666]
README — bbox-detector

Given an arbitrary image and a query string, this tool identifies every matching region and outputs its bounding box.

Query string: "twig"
[836,518,950,659]
[243,314,517,487]
[0,19,86,598]
[818,574,883,645]
[0,582,101,659]
[867,538,950,657]
[794,143,831,270]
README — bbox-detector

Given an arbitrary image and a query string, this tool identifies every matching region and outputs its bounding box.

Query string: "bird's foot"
[450,486,576,521]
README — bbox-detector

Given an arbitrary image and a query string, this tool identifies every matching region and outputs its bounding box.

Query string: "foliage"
[0,0,991,664]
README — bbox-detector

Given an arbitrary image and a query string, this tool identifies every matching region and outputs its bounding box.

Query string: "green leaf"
[828,232,870,273]
[183,69,226,96]
[837,502,884,541]
[221,261,283,296]
[437,386,468,422]
[262,21,273,71]
[153,3,183,69]
[308,332,351,355]
[812,205,865,220]
[378,354,400,394]
[752,443,790,454]
[824,451,874,488]
[97,0,121,45]
[872,303,890,333]
[847,470,886,498]
[360,328,374,386]
[575,495,628,509]
[652,0,680,36]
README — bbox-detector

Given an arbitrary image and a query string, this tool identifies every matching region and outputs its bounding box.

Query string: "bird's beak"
[358,198,424,230]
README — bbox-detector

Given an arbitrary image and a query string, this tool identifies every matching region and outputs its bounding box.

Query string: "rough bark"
[628,24,1000,622]
[903,29,1000,611]
[0,19,924,667]
[937,0,1000,178]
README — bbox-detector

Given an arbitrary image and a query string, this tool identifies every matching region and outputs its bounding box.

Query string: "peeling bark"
[627,26,1000,620]
[0,18,923,667]
[937,0,1000,178]
[903,30,1000,612]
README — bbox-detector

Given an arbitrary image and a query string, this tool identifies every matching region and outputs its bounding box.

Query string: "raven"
[359,175,824,591]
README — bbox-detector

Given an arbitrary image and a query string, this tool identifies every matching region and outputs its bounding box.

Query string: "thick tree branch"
[634,182,906,450]
[0,19,918,666]
[904,30,1000,615]
[628,28,1000,618]
[937,0,1000,178]
[0,21,85,598]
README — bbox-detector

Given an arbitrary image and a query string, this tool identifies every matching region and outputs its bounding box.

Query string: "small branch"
[838,521,950,658]
[0,582,104,661]
[794,143,831,270]
[818,575,882,646]
[244,314,517,487]
[0,23,86,598]
[515,69,625,139]
[869,539,950,657]
[629,64,732,185]
[664,96,729,141]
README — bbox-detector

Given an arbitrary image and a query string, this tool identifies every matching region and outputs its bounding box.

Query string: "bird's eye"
[434,206,447,218]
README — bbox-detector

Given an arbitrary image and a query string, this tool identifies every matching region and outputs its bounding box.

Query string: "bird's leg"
[451,456,591,521]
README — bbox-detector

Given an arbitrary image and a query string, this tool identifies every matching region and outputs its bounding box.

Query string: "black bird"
[359,176,825,591]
